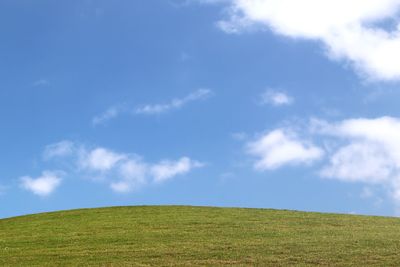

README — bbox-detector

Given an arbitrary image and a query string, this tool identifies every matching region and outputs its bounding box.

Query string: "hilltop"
[1,206,400,266]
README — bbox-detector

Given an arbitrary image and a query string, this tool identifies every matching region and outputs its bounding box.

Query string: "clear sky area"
[3,0,400,218]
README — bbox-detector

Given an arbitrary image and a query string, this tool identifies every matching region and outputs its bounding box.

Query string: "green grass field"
[1,206,400,266]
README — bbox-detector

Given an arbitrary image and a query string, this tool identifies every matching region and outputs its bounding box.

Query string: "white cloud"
[151,157,204,183]
[20,171,62,197]
[245,117,400,210]
[261,90,293,106]
[110,181,133,193]
[246,117,400,211]
[248,117,400,207]
[43,140,75,160]
[79,147,126,172]
[78,148,148,192]
[112,159,148,193]
[135,88,213,115]
[216,0,400,81]
[316,117,400,201]
[247,129,324,170]
[39,141,204,193]
[321,142,394,183]
[92,106,123,126]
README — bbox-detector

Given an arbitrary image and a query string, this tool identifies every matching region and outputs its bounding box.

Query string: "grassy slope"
[1,206,400,266]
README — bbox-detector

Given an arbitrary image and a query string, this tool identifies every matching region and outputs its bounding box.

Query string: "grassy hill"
[1,206,400,266]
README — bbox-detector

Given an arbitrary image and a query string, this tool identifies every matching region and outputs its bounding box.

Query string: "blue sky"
[3,0,400,218]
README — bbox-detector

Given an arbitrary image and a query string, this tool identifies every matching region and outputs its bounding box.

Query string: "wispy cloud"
[135,88,213,115]
[43,141,75,160]
[213,0,400,81]
[231,132,248,141]
[92,106,125,126]
[92,89,213,125]
[261,90,293,106]
[32,79,50,87]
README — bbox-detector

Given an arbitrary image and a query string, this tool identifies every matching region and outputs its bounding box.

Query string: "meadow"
[1,206,400,266]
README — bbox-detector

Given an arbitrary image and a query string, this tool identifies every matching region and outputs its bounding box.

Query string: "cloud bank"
[215,0,400,81]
